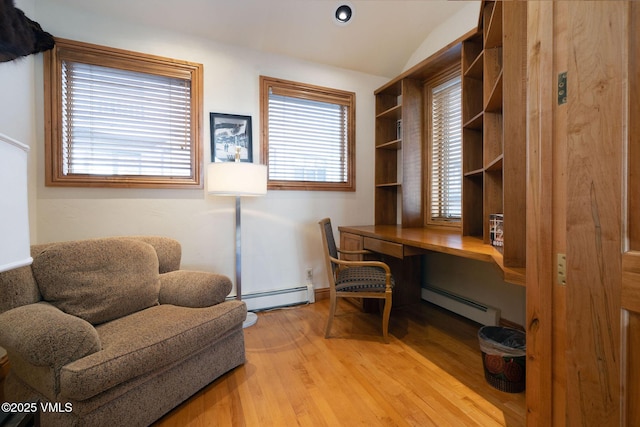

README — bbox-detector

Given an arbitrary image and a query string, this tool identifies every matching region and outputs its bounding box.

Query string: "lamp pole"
[208,147,265,328]
[235,195,242,301]
[234,194,258,327]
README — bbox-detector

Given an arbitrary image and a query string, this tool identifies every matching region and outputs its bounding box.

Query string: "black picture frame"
[210,113,253,162]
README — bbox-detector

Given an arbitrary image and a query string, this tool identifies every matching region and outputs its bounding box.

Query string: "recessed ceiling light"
[335,4,353,25]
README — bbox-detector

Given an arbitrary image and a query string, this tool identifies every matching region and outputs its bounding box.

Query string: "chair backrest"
[318,218,338,277]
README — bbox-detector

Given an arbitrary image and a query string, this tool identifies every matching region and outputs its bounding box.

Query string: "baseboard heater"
[227,285,311,312]
[421,285,500,326]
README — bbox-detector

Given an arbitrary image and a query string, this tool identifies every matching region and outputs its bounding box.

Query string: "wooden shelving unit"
[462,31,484,238]
[374,40,462,228]
[461,0,527,268]
[374,80,402,226]
[372,0,526,269]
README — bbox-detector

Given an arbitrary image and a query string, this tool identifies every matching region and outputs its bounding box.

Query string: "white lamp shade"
[0,133,32,273]
[207,162,267,196]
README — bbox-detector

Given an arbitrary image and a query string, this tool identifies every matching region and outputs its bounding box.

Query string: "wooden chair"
[318,218,394,342]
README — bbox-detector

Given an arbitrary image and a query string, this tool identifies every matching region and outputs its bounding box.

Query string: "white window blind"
[61,61,192,177]
[267,90,349,183]
[430,75,462,221]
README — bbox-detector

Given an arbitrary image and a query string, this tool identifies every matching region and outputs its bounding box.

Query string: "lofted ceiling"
[44,0,477,78]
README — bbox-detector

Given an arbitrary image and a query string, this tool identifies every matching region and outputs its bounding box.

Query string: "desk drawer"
[363,237,403,259]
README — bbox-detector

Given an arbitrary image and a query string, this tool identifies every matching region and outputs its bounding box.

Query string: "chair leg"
[325,295,338,338]
[381,294,392,343]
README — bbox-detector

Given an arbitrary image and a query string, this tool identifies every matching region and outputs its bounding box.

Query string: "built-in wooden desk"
[339,225,526,287]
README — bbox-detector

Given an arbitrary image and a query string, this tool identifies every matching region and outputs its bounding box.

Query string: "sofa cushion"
[124,236,182,273]
[59,301,247,400]
[32,238,160,325]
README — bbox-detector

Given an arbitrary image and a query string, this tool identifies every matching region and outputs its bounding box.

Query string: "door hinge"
[558,72,567,105]
[557,253,567,286]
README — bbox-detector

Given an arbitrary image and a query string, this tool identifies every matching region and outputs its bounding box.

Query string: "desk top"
[339,225,526,287]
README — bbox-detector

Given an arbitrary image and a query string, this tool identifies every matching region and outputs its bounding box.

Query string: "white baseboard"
[229,286,310,311]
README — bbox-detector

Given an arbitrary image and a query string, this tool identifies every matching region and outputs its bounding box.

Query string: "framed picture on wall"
[210,113,253,162]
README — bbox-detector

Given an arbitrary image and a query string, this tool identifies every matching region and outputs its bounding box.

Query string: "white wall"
[0,0,39,244]
[24,0,388,305]
[403,2,480,72]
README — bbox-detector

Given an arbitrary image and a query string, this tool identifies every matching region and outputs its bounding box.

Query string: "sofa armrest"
[0,302,101,368]
[159,270,232,308]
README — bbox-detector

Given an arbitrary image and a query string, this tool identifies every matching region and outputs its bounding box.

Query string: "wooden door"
[564,2,625,425]
[562,2,640,425]
[527,2,636,425]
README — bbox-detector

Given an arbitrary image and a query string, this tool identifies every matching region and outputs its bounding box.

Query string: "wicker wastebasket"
[478,326,526,393]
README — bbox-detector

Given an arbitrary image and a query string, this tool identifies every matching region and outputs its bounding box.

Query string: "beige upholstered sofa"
[0,236,246,426]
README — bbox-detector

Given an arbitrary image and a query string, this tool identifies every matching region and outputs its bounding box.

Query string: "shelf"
[463,174,483,238]
[484,1,503,49]
[464,168,484,178]
[462,77,483,124]
[463,111,484,130]
[463,127,483,173]
[483,112,503,164]
[462,33,483,74]
[464,50,484,80]
[376,139,401,150]
[376,182,402,188]
[377,104,402,121]
[374,79,402,97]
[483,47,503,107]
[485,154,503,172]
[484,70,503,112]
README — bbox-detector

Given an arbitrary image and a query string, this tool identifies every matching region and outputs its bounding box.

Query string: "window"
[44,38,203,188]
[260,76,355,191]
[427,68,462,226]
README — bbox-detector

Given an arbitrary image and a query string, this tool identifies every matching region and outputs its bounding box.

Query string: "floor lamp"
[207,152,267,328]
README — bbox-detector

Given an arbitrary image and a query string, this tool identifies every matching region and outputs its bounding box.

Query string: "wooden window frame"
[260,76,356,191]
[425,65,462,228]
[44,38,204,189]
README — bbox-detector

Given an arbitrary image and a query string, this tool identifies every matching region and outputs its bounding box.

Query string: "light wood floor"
[155,299,525,427]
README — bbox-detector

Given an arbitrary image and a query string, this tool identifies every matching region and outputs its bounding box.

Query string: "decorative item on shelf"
[396,119,402,140]
[207,146,267,328]
[490,214,504,247]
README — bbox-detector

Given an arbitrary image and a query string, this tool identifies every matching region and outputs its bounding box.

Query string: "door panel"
[622,254,640,425]
[622,3,640,423]
[564,2,625,425]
